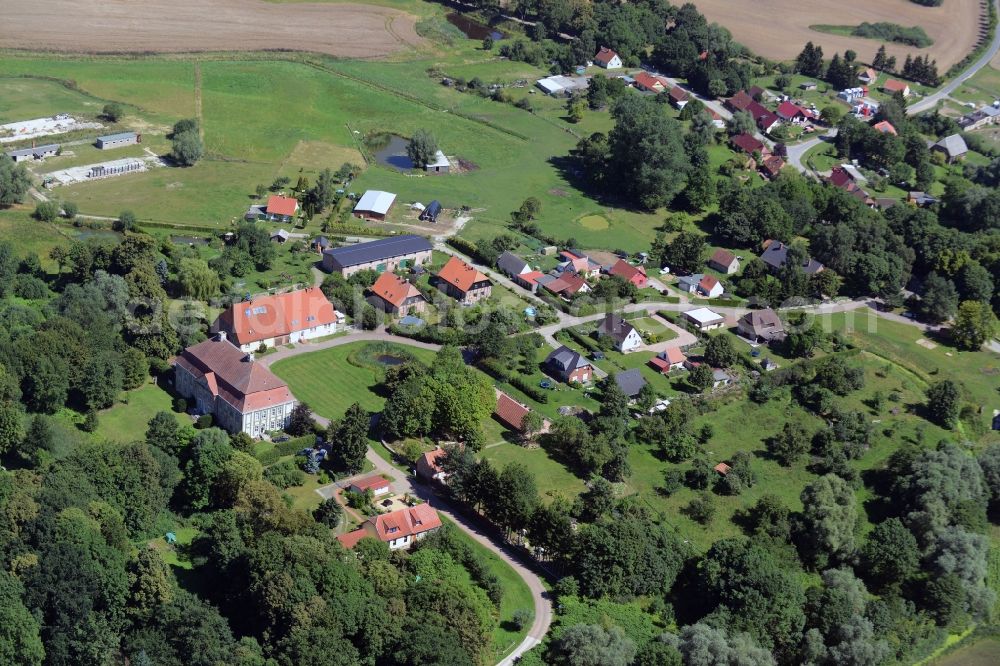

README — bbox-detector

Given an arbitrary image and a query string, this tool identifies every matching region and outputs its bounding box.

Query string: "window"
[306,315,316,322]
[252,306,267,315]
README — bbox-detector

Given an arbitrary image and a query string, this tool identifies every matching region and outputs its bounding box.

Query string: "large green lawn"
[483,441,588,504]
[95,381,181,443]
[271,342,436,420]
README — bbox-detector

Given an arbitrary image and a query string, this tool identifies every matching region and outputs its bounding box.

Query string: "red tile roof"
[369,272,422,308]
[828,166,854,189]
[873,120,897,135]
[710,248,736,268]
[714,462,731,475]
[594,47,619,66]
[669,86,689,102]
[608,258,646,283]
[350,475,390,493]
[883,79,909,93]
[649,356,671,372]
[266,195,298,217]
[369,504,442,542]
[437,256,490,293]
[727,90,753,111]
[173,337,293,412]
[776,100,804,120]
[731,133,764,154]
[219,288,338,346]
[337,529,372,549]
[419,448,446,474]
[494,391,531,431]
[664,347,686,364]
[518,270,544,286]
[699,274,720,293]
[762,155,785,176]
[546,272,588,296]
[634,72,665,92]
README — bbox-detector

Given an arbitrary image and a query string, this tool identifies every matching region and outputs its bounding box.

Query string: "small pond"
[446,12,505,41]
[376,354,408,366]
[368,133,414,171]
[171,235,209,246]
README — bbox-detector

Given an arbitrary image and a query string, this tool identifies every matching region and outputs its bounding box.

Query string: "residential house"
[634,72,667,93]
[760,240,824,275]
[596,313,644,352]
[677,274,724,298]
[265,194,299,222]
[708,249,740,274]
[882,79,910,97]
[737,308,786,343]
[497,251,531,278]
[614,368,647,401]
[416,448,448,483]
[594,47,623,69]
[730,133,766,156]
[216,288,343,353]
[543,272,590,298]
[669,86,689,109]
[748,85,766,100]
[858,67,877,84]
[932,134,968,163]
[682,307,725,331]
[649,347,687,374]
[366,271,426,317]
[873,120,897,135]
[726,90,754,113]
[348,475,391,497]
[494,391,546,435]
[908,191,938,207]
[353,190,396,221]
[776,101,815,124]
[172,332,296,437]
[338,504,442,551]
[607,259,648,288]
[558,250,602,278]
[958,105,1000,130]
[322,235,433,276]
[761,155,785,179]
[419,200,442,223]
[712,368,733,389]
[435,256,492,304]
[545,346,594,384]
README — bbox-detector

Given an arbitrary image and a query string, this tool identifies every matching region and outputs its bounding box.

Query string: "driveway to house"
[786,128,837,173]
[908,0,1000,114]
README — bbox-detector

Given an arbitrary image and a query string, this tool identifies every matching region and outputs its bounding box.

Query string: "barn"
[353,190,396,221]
[96,132,140,150]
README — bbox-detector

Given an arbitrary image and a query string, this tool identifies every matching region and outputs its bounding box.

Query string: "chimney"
[216,331,227,343]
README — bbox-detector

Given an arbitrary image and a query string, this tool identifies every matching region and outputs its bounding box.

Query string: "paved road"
[786,129,836,173]
[909,0,1000,114]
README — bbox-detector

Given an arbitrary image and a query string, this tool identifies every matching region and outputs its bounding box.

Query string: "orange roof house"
[338,504,442,550]
[417,447,448,482]
[217,288,342,352]
[348,475,391,496]
[265,195,299,220]
[649,346,687,374]
[435,256,492,304]
[873,120,897,135]
[634,72,667,93]
[367,271,426,316]
[608,259,648,288]
[882,79,910,97]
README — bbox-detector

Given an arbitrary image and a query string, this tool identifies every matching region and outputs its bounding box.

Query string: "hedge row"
[256,434,316,466]
[478,358,549,403]
[564,327,599,352]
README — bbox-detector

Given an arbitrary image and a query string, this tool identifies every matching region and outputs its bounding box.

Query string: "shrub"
[264,460,306,489]
[195,414,213,429]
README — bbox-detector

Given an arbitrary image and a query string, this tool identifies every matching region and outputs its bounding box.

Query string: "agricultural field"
[0,0,424,59]
[691,0,982,69]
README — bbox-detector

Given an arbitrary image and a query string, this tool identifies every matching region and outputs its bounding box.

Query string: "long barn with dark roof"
[321,235,432,277]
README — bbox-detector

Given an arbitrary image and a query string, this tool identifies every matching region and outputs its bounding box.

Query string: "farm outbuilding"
[424,151,450,174]
[419,200,442,222]
[353,190,396,221]
[5,143,58,162]
[96,132,140,150]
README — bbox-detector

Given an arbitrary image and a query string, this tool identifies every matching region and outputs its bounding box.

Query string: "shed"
[424,151,450,174]
[96,131,140,150]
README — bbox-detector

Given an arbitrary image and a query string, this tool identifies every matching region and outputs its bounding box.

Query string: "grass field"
[271,342,437,420]
[934,638,1000,666]
[482,441,588,504]
[94,382,181,443]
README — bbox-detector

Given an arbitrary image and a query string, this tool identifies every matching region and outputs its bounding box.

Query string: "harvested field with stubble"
[692,0,982,69]
[0,0,424,59]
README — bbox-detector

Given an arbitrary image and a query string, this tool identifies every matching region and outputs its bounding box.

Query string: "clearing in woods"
[690,0,982,69]
[0,0,424,59]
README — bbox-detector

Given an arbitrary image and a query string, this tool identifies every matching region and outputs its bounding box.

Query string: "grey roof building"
[497,251,530,277]
[932,134,968,163]
[737,309,786,343]
[545,345,593,383]
[614,368,647,399]
[760,241,824,275]
[321,235,433,275]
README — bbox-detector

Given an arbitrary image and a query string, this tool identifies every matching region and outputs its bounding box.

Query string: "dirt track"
[0,0,424,59]
[692,0,982,69]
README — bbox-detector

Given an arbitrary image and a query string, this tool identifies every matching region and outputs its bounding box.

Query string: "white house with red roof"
[634,72,667,93]
[593,47,622,69]
[417,447,448,483]
[348,475,391,497]
[366,272,426,317]
[677,273,724,298]
[649,347,687,374]
[265,195,299,222]
[338,504,443,550]
[172,332,296,437]
[216,288,344,353]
